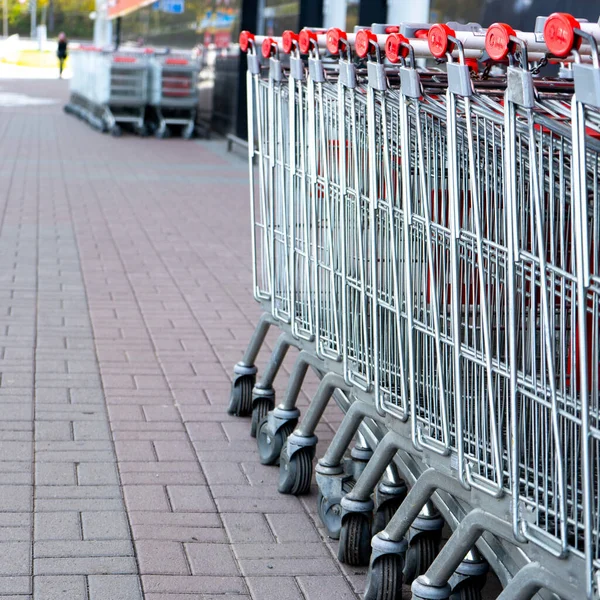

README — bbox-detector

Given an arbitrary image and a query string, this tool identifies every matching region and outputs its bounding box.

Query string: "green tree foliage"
[2,0,95,39]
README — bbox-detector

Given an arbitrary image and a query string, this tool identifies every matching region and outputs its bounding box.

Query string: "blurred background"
[2,0,598,135]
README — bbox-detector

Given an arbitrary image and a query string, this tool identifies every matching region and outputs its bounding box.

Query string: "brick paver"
[0,79,363,600]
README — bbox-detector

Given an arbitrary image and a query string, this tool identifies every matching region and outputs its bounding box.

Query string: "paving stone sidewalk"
[0,79,365,600]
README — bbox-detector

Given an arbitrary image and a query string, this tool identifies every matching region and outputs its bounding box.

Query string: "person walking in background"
[57,33,68,79]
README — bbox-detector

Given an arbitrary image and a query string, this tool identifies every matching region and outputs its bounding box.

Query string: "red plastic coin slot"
[414,29,429,39]
[165,58,188,65]
[282,30,298,54]
[355,29,377,58]
[385,26,400,34]
[485,23,516,61]
[299,29,317,54]
[114,56,136,63]
[326,27,347,55]
[427,23,455,59]
[544,12,581,58]
[261,38,275,59]
[239,30,254,53]
[385,33,409,63]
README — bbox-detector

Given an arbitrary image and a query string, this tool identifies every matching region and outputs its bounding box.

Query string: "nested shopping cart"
[229,14,600,600]
[148,53,200,139]
[66,47,150,137]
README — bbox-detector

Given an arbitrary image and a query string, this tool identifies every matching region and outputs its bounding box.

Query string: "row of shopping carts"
[65,47,200,138]
[227,12,600,600]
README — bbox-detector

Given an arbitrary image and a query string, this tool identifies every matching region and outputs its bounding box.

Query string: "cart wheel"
[403,533,439,584]
[137,125,149,137]
[111,125,122,137]
[155,126,170,139]
[317,479,355,539]
[250,397,273,438]
[451,582,483,600]
[373,495,404,536]
[278,444,313,495]
[182,124,195,139]
[364,554,404,600]
[338,512,372,566]
[257,419,293,466]
[227,375,253,417]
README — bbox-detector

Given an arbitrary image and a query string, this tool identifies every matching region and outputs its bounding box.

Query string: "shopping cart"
[148,53,200,139]
[66,48,150,137]
[230,14,600,600]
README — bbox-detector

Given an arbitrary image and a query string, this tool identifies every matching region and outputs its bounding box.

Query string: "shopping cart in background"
[148,53,200,139]
[229,14,600,600]
[66,47,150,137]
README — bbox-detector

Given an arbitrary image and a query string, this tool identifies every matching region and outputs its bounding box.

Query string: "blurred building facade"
[107,0,600,136]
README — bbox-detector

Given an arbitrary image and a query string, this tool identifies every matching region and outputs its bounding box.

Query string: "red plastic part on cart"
[544,12,581,58]
[355,29,377,58]
[239,30,254,53]
[326,28,347,55]
[261,37,275,59]
[427,23,456,59]
[299,29,318,54]
[282,30,298,54]
[485,23,517,61]
[385,33,410,63]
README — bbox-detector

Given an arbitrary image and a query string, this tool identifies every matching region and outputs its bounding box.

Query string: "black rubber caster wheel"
[364,554,405,600]
[257,419,294,465]
[338,512,372,566]
[278,444,313,495]
[227,375,254,417]
[111,125,122,137]
[155,126,170,139]
[317,479,354,539]
[403,533,440,584]
[250,397,273,438]
[373,496,405,536]
[451,583,483,600]
[137,125,149,137]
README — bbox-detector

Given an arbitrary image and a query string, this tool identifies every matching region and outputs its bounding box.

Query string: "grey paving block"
[266,512,321,543]
[35,422,72,442]
[123,485,169,512]
[36,499,124,512]
[0,526,31,541]
[166,486,215,513]
[33,575,86,600]
[35,463,76,486]
[221,513,273,544]
[77,463,120,486]
[0,542,31,575]
[135,540,189,575]
[87,575,143,600]
[0,486,33,512]
[297,576,358,600]
[201,462,247,486]
[35,485,121,499]
[72,421,112,441]
[34,540,133,558]
[247,576,304,600]
[0,575,32,595]
[81,511,130,541]
[33,557,137,575]
[185,543,239,577]
[141,575,247,595]
[34,512,81,541]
